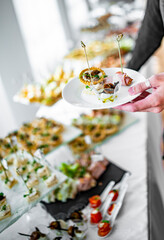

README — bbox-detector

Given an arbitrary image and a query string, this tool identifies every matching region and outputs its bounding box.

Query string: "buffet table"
[1,102,164,240]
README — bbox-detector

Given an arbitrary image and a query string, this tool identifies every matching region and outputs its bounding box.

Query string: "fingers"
[114,93,156,112]
[130,91,150,103]
[128,75,159,96]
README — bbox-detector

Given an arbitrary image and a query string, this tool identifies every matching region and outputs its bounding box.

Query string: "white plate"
[62,68,146,109]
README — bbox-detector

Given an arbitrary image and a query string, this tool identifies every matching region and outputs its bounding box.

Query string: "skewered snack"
[19,227,49,240]
[115,71,133,86]
[115,34,133,86]
[79,67,105,85]
[0,193,11,221]
[48,220,84,239]
[79,41,121,103]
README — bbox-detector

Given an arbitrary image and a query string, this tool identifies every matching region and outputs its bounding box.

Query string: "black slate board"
[42,161,127,220]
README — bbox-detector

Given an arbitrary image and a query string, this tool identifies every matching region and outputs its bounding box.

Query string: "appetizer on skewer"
[79,41,121,103]
[115,34,133,86]
[48,220,85,239]
[19,227,49,240]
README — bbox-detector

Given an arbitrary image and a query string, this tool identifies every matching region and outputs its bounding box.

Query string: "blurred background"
[0,0,163,138]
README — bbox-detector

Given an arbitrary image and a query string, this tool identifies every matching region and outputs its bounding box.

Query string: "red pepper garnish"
[109,189,119,201]
[107,203,115,215]
[89,195,101,208]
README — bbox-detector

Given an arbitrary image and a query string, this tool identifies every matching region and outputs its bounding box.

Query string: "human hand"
[114,73,164,113]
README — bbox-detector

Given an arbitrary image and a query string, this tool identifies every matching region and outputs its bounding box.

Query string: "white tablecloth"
[1,101,164,240]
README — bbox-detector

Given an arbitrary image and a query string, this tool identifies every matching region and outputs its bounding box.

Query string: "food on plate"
[79,67,105,85]
[26,175,39,188]
[48,220,67,230]
[44,173,58,188]
[24,188,40,203]
[0,193,11,221]
[69,136,89,153]
[89,195,101,208]
[19,227,49,240]
[115,71,133,86]
[0,192,6,207]
[36,166,50,178]
[79,41,122,103]
[88,158,109,179]
[77,173,96,191]
[0,118,64,158]
[98,220,112,237]
[109,189,119,201]
[69,210,84,222]
[0,162,18,189]
[90,208,102,224]
[48,221,85,239]
[107,203,115,215]
[48,151,109,202]
[115,34,133,86]
[90,128,107,142]
[15,67,75,106]
[80,68,121,103]
[72,109,124,143]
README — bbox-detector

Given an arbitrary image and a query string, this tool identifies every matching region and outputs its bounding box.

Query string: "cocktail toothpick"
[16,168,32,195]
[116,34,124,74]
[0,158,9,184]
[81,41,92,84]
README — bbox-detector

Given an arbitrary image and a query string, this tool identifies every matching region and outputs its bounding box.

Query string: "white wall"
[0,0,38,136]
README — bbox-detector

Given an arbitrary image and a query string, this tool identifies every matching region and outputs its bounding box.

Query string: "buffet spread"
[0,0,147,239]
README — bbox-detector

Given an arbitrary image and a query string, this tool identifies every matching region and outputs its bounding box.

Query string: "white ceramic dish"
[62,68,146,109]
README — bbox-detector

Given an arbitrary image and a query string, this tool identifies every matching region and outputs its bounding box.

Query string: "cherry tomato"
[89,195,101,208]
[107,204,115,215]
[98,220,111,237]
[90,209,102,224]
[109,189,119,201]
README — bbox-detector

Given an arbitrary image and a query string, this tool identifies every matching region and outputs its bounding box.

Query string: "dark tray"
[41,161,127,220]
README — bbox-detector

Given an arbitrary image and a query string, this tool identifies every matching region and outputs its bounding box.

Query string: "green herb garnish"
[42,175,48,181]
[41,132,50,137]
[38,144,49,149]
[102,220,109,223]
[2,205,6,211]
[51,135,59,141]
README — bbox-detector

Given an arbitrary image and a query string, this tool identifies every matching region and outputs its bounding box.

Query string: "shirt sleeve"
[127,0,164,71]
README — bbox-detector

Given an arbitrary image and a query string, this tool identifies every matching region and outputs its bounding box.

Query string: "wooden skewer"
[116,34,124,74]
[18,232,31,237]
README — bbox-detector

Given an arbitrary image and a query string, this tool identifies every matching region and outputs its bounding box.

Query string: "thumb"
[129,75,157,95]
